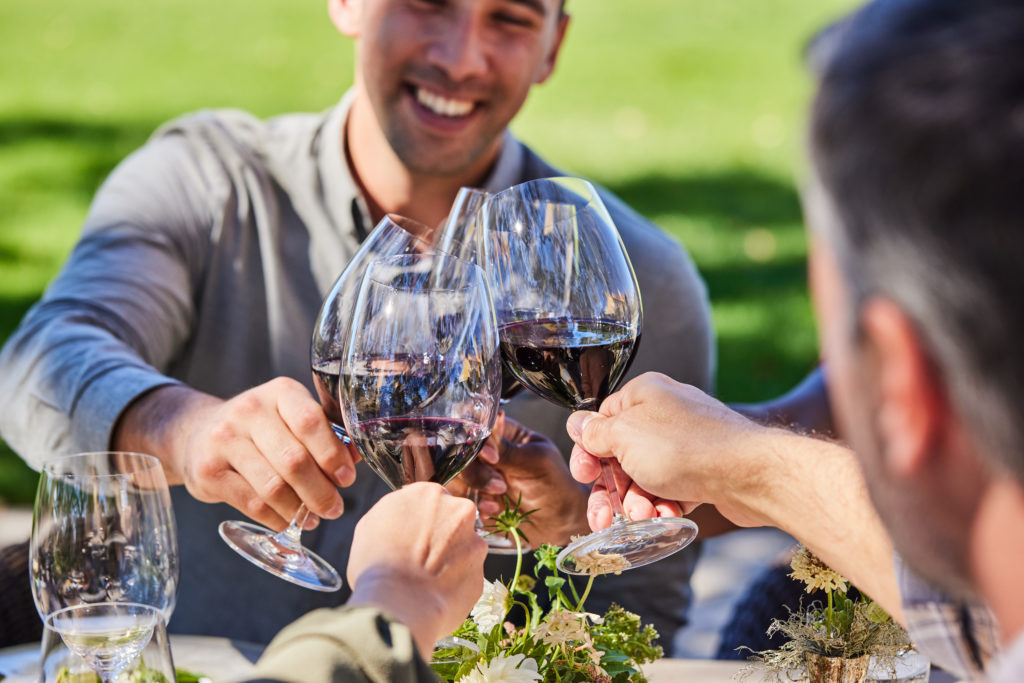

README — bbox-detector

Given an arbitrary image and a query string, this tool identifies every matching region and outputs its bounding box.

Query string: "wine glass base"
[219,520,343,592]
[480,530,529,556]
[555,517,699,576]
[431,636,480,664]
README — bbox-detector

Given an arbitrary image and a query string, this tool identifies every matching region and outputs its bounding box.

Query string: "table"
[0,637,957,682]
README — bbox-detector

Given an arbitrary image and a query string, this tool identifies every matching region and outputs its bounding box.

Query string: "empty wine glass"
[219,214,441,592]
[441,187,526,555]
[30,452,179,682]
[484,177,699,576]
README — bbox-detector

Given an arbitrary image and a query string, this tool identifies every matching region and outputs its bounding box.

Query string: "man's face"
[806,193,976,597]
[343,0,566,177]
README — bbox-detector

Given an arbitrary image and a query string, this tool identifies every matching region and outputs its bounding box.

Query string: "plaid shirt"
[897,556,1000,681]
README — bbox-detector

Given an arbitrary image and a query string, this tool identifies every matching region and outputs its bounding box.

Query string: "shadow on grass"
[0,116,155,205]
[606,170,816,400]
[606,168,804,229]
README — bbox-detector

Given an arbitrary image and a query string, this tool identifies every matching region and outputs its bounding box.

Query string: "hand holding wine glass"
[218,214,443,592]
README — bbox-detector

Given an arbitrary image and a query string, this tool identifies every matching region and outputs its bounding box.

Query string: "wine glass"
[484,177,699,576]
[340,252,500,664]
[219,214,440,592]
[30,452,179,681]
[440,187,526,554]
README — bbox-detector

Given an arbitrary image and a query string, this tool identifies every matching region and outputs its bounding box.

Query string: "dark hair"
[808,0,1024,481]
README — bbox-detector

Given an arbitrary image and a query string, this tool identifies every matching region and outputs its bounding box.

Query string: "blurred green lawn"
[0,0,857,503]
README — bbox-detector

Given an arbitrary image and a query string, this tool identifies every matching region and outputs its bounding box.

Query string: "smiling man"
[0,0,713,644]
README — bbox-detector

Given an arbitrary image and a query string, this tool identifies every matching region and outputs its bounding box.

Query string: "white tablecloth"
[1,636,955,682]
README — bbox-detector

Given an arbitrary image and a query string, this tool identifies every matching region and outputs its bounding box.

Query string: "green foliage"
[436,506,662,683]
[0,0,860,502]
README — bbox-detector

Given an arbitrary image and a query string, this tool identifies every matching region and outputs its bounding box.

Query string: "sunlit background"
[0,0,858,502]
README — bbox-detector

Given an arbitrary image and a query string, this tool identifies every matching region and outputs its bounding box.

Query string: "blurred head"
[804,0,1024,597]
[329,0,568,177]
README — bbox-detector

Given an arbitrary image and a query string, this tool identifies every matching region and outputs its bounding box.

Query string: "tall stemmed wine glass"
[340,252,500,665]
[30,452,179,682]
[440,187,526,554]
[484,177,699,575]
[219,214,441,592]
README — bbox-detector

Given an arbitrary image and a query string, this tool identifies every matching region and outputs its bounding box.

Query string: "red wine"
[313,356,450,440]
[499,318,638,410]
[349,416,490,490]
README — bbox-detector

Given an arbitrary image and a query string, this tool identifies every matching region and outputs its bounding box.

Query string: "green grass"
[0,0,857,503]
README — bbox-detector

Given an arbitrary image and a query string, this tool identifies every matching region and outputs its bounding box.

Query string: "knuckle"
[208,421,238,446]
[261,473,289,500]
[277,444,308,476]
[244,496,270,521]
[289,403,324,434]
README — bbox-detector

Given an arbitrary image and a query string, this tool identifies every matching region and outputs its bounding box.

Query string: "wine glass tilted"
[440,186,527,555]
[30,452,179,682]
[484,177,699,576]
[218,214,441,592]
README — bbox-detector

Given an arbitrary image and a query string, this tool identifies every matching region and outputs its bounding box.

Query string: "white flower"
[460,653,541,683]
[470,579,509,633]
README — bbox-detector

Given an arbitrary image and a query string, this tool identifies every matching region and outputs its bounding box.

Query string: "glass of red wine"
[484,176,699,575]
[219,214,441,592]
[339,252,500,492]
[440,187,526,554]
[339,252,499,664]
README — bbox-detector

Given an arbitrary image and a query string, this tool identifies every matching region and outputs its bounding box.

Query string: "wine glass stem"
[273,505,311,549]
[599,460,630,525]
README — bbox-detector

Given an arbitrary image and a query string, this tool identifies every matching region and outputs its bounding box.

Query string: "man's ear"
[329,0,362,38]
[535,13,570,84]
[860,297,947,477]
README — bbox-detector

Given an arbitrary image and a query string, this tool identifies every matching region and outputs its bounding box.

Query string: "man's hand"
[347,483,487,656]
[449,414,590,547]
[113,378,360,530]
[566,372,783,532]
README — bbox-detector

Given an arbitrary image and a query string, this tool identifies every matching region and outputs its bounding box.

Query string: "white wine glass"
[485,177,699,576]
[30,452,179,681]
[219,214,441,592]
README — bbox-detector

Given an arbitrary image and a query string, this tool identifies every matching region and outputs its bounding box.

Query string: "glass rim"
[41,451,164,478]
[364,253,487,294]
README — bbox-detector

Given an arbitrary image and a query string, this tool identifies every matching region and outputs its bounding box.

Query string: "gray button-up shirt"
[0,91,714,644]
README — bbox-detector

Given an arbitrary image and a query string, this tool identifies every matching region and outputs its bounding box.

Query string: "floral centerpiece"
[742,547,911,683]
[432,499,663,682]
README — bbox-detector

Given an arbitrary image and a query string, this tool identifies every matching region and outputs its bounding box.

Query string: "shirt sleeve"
[0,131,220,468]
[896,554,999,679]
[247,606,438,683]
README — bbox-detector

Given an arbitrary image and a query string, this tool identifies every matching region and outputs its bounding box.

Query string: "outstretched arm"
[566,372,903,623]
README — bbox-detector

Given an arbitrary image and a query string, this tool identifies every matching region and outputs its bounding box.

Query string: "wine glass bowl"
[30,452,179,682]
[30,452,179,621]
[339,252,501,491]
[484,177,698,575]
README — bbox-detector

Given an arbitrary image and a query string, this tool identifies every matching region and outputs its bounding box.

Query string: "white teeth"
[415,87,474,117]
